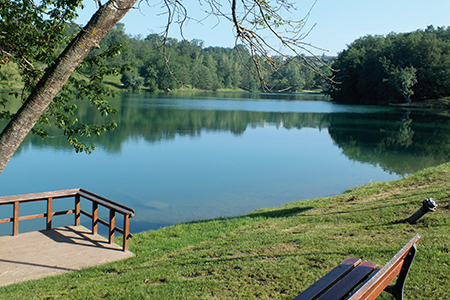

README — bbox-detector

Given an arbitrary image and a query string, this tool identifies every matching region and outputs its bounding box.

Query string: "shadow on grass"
[179,207,315,227]
[103,81,124,89]
[300,203,408,217]
[244,207,315,218]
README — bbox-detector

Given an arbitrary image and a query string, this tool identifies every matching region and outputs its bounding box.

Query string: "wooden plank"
[13,201,19,236]
[80,209,92,218]
[14,210,74,222]
[292,258,362,300]
[0,189,80,205]
[79,189,135,213]
[92,202,98,235]
[77,189,135,217]
[18,214,46,221]
[346,234,421,300]
[0,217,13,224]
[46,197,53,230]
[81,210,115,227]
[75,194,81,226]
[123,214,130,251]
[98,217,110,228]
[109,209,116,244]
[53,209,75,216]
[317,261,378,300]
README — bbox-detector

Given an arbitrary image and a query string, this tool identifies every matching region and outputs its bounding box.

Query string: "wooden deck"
[0,225,134,287]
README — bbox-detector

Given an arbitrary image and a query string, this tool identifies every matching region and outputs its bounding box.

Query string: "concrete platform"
[0,225,134,287]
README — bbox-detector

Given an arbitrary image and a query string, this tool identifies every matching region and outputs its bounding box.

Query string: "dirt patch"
[229,252,249,259]
[266,243,299,252]
[182,272,212,280]
[144,279,167,286]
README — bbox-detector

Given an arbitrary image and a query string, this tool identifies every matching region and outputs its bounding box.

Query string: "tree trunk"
[401,91,412,103]
[0,0,137,174]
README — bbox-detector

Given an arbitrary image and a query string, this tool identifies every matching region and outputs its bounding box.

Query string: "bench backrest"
[292,234,420,300]
[346,234,420,300]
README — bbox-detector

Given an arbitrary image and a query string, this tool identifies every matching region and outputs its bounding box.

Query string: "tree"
[121,69,143,92]
[389,66,418,103]
[0,0,324,174]
[330,26,450,104]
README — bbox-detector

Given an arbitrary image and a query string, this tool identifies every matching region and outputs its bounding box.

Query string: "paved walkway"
[0,225,134,287]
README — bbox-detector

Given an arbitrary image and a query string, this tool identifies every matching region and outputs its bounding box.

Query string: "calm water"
[1,92,450,234]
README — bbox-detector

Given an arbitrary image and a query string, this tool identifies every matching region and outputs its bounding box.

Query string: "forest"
[3,23,450,104]
[330,25,450,105]
[98,24,334,93]
[0,23,332,94]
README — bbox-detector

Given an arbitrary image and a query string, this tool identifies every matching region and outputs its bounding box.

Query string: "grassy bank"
[1,164,450,299]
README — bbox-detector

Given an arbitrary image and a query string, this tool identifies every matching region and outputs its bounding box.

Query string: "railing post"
[92,202,98,235]
[75,194,81,226]
[123,214,130,251]
[13,201,19,236]
[109,209,115,244]
[46,197,53,230]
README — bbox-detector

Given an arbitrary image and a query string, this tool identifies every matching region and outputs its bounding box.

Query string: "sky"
[76,0,450,56]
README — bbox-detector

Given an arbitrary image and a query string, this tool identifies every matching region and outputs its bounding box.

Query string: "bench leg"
[383,244,417,300]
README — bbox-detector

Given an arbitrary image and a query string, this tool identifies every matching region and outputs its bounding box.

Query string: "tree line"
[329,25,450,105]
[85,23,332,93]
[0,23,333,94]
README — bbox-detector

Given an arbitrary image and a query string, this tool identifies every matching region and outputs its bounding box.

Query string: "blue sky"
[76,0,450,55]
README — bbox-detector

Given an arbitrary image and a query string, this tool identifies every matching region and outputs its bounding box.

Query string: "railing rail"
[0,188,135,251]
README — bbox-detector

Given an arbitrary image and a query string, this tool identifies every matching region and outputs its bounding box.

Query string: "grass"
[1,164,450,299]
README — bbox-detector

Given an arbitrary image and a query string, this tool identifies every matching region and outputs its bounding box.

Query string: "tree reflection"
[328,110,450,175]
[377,112,414,151]
[5,95,450,176]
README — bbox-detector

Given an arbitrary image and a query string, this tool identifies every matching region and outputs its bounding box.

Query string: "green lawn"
[1,163,450,299]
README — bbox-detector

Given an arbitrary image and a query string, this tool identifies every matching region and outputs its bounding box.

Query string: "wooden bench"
[292,234,420,300]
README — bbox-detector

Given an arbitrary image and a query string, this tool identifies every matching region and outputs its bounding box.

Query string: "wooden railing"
[0,188,135,251]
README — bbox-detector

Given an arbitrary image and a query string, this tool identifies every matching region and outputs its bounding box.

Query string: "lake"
[1,92,450,235]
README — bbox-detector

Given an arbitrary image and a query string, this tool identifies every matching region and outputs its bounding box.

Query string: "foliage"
[0,2,123,153]
[93,27,332,93]
[330,26,450,105]
[0,62,20,83]
[153,0,330,92]
[121,69,143,92]
[1,19,330,97]
[1,162,450,298]
[388,65,417,103]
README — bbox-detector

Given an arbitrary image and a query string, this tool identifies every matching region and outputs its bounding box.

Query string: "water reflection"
[328,110,450,175]
[10,93,450,176]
